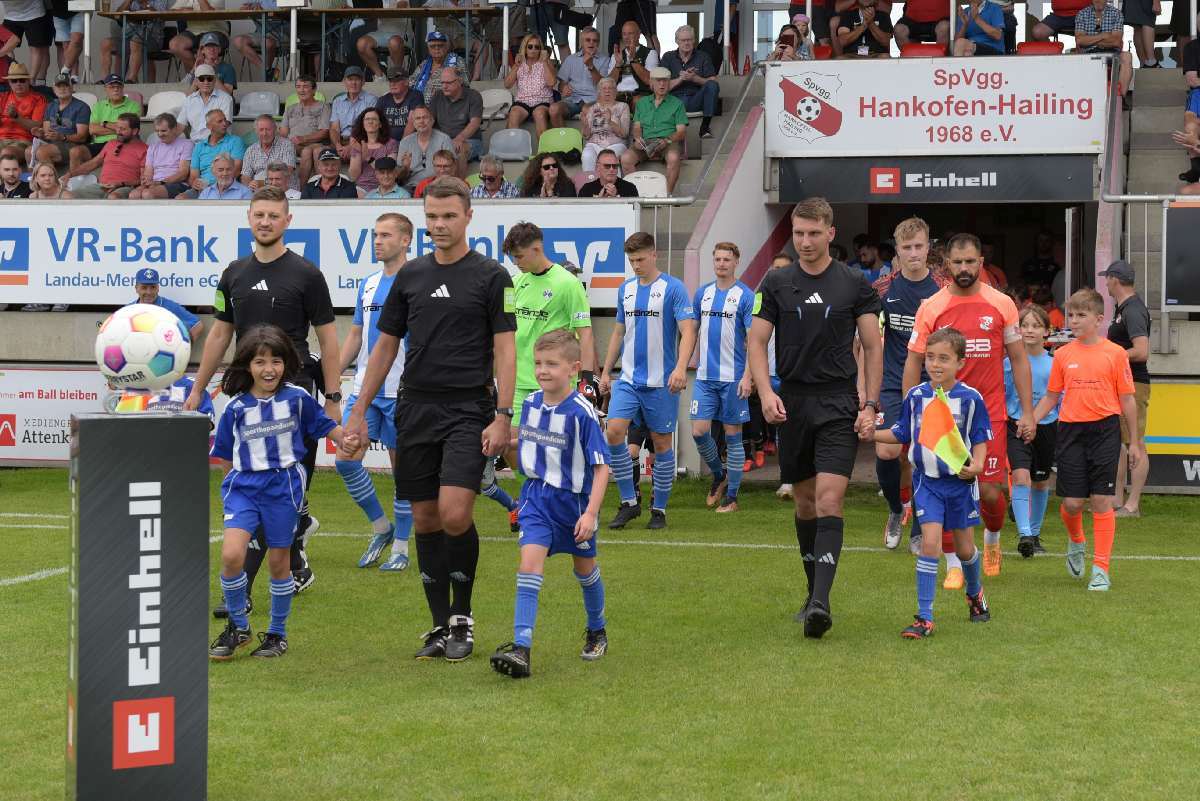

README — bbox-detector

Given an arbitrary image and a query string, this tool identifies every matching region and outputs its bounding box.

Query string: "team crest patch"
[979,315,993,331]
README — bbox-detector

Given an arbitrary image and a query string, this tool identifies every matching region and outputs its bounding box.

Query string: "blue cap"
[101,73,124,85]
[135,268,160,285]
[426,30,448,42]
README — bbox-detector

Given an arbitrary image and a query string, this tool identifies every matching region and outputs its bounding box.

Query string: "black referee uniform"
[755,258,881,621]
[214,248,335,588]
[376,248,516,632]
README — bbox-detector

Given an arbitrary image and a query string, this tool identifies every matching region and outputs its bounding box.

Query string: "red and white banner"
[765,55,1108,158]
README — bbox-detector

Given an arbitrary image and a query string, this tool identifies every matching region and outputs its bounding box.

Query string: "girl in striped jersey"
[209,326,349,660]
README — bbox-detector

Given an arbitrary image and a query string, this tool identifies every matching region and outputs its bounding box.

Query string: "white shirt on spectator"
[180,89,235,141]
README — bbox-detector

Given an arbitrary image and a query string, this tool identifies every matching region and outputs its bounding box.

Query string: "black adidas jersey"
[756,258,881,390]
[377,250,516,395]
[214,250,335,360]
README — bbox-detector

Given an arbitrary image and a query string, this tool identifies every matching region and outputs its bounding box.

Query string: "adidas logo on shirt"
[818,552,837,565]
[805,292,824,304]
[252,280,269,291]
[430,284,451,298]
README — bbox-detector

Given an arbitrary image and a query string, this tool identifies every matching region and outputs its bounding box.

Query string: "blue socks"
[693,431,724,477]
[876,456,903,515]
[221,571,249,630]
[576,566,606,631]
[609,442,637,503]
[1011,483,1032,536]
[268,577,293,636]
[513,572,543,647]
[393,498,412,543]
[483,480,517,512]
[1030,487,1050,538]
[336,459,385,525]
[916,556,938,621]
[962,548,982,597]
[725,438,745,499]
[652,449,675,511]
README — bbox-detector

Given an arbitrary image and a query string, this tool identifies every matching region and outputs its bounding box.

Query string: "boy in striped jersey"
[336,213,414,572]
[876,327,992,639]
[491,330,611,678]
[600,232,698,530]
[690,242,754,512]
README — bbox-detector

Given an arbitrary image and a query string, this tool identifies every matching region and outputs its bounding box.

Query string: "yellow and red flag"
[917,387,971,474]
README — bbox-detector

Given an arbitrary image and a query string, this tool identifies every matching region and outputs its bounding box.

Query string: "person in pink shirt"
[130,112,194,199]
[62,112,147,198]
[504,33,557,139]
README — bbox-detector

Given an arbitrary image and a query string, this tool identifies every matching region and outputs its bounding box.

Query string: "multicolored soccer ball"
[94,303,192,391]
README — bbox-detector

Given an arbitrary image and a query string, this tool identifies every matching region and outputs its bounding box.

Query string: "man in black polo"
[578,149,640,197]
[748,196,883,640]
[301,146,360,199]
[343,176,516,663]
[1101,259,1151,517]
[186,185,342,605]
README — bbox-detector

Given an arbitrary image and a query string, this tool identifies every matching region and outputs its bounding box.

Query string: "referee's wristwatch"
[861,399,879,411]
[495,407,514,420]
[325,391,343,403]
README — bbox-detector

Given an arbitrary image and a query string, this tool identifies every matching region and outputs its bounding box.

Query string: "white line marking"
[0,523,68,530]
[0,567,68,586]
[0,512,69,519]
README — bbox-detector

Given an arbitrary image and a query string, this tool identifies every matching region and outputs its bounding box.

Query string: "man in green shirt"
[501,221,596,426]
[71,74,142,168]
[621,66,688,195]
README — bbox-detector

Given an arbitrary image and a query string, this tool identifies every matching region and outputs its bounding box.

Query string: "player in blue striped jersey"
[690,242,754,513]
[209,325,347,660]
[335,214,415,572]
[599,232,697,530]
[491,330,611,679]
[875,328,992,639]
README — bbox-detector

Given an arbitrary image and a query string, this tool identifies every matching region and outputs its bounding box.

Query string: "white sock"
[391,539,409,556]
[944,552,962,570]
[372,517,391,535]
[984,529,1000,546]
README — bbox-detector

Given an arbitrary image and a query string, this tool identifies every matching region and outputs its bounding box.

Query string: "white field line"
[0,567,68,586]
[0,512,69,519]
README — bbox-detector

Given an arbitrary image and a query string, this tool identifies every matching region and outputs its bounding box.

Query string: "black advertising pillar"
[68,413,210,801]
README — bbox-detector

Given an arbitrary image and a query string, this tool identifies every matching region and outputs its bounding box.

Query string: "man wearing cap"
[429,66,483,174]
[167,5,230,75]
[31,74,90,168]
[411,30,463,104]
[363,156,410,199]
[329,66,378,165]
[280,75,330,184]
[62,112,147,199]
[179,108,244,199]
[0,0,53,84]
[76,74,140,165]
[184,32,237,94]
[241,113,297,190]
[1101,260,1152,518]
[303,146,360,199]
[180,63,235,142]
[621,65,687,194]
[376,66,424,138]
[0,64,48,164]
[127,267,204,340]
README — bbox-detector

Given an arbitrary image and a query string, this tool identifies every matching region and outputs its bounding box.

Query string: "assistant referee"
[344,176,516,663]
[186,186,343,603]
[748,197,882,640]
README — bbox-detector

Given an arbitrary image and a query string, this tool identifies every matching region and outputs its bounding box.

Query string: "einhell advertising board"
[765,56,1107,158]
[779,155,1096,203]
[68,414,209,801]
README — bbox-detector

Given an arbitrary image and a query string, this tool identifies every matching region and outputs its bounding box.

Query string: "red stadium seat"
[1017,41,1065,55]
[813,44,833,60]
[900,43,946,58]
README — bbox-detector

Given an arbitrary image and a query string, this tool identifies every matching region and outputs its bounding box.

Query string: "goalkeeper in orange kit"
[876,328,993,639]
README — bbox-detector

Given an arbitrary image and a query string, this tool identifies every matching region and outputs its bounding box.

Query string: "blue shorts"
[770,376,781,394]
[344,393,397,449]
[220,466,306,548]
[689,379,750,425]
[879,387,903,428]
[517,480,598,559]
[609,380,678,434]
[1188,88,1200,117]
[912,474,980,532]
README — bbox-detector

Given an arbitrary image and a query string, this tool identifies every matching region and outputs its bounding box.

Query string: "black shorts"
[1039,13,1076,35]
[1055,416,1120,499]
[778,392,859,483]
[1007,419,1056,483]
[897,17,947,40]
[87,141,107,157]
[393,395,492,502]
[512,100,550,115]
[1124,0,1156,27]
[4,14,54,48]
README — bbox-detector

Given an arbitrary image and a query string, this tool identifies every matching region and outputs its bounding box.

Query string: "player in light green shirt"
[501,222,596,425]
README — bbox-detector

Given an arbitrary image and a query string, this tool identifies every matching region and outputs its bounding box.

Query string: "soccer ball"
[795,96,823,122]
[94,303,191,391]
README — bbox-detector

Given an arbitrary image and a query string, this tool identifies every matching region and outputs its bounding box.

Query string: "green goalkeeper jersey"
[512,263,591,390]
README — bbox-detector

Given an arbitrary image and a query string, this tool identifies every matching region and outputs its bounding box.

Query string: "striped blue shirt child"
[891,381,993,480]
[211,383,336,473]
[518,389,610,496]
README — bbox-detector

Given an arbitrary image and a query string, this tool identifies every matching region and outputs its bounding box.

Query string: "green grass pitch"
[2,467,1198,800]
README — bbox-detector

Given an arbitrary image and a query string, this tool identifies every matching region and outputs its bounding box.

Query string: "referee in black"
[748,197,883,639]
[186,185,343,605]
[344,176,516,662]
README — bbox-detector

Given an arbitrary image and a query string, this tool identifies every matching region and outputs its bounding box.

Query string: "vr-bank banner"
[765,55,1107,158]
[0,200,639,308]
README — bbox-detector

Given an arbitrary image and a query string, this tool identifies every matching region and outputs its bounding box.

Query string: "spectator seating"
[901,43,946,58]
[75,92,98,108]
[624,170,669,198]
[813,44,833,60]
[537,127,583,159]
[127,90,146,112]
[572,171,597,192]
[67,174,98,193]
[480,88,512,127]
[1017,41,1064,55]
[488,128,533,162]
[465,173,481,187]
[238,90,282,119]
[147,90,187,119]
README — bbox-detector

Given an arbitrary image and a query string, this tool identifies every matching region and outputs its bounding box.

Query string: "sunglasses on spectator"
[483,173,501,181]
[527,45,542,51]
[541,163,558,171]
[598,162,619,169]
[197,76,215,82]
[9,78,29,84]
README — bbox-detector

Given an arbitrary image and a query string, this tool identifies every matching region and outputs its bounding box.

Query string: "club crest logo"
[979,315,994,331]
[778,75,844,143]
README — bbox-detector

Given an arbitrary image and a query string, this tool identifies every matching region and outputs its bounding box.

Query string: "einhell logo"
[870,168,901,195]
[112,697,175,769]
[778,74,844,143]
[0,414,15,446]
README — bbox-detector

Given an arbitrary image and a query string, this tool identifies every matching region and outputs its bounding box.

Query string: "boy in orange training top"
[1032,288,1143,591]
